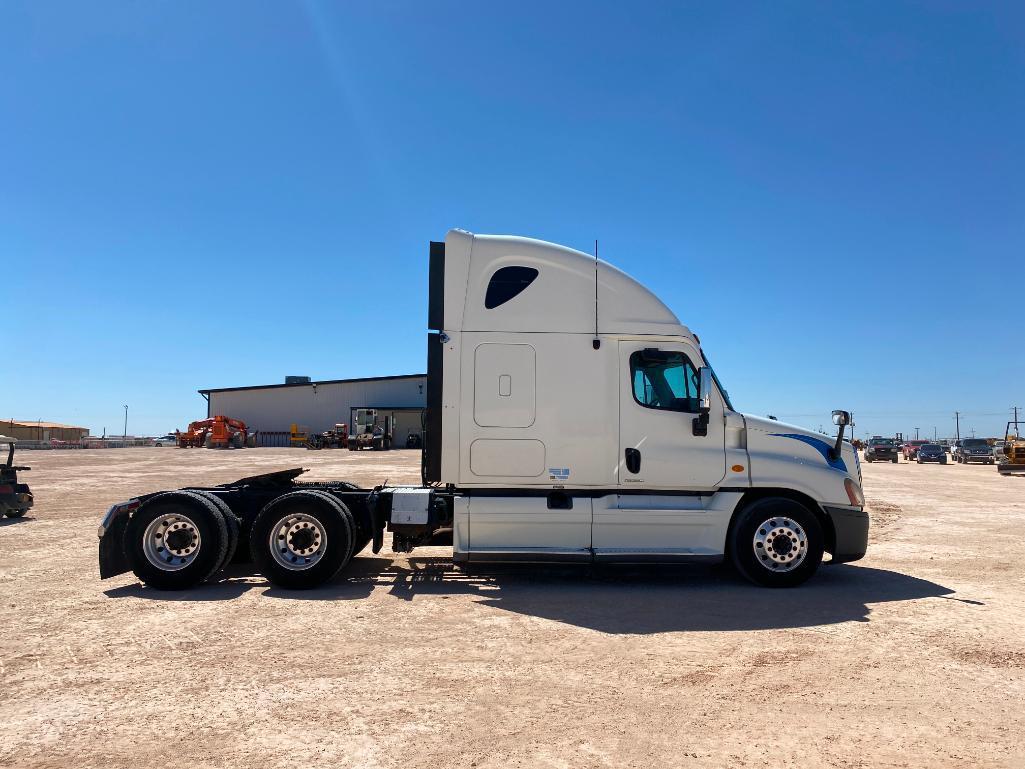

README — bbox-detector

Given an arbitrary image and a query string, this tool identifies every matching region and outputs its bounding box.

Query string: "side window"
[485,266,539,309]
[630,350,700,412]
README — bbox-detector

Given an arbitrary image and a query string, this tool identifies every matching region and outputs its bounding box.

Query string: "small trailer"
[0,436,33,518]
[99,230,868,591]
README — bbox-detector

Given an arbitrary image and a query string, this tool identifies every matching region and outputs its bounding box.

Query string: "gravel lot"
[1,448,1023,768]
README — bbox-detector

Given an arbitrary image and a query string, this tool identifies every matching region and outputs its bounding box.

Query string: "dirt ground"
[1,448,1023,768]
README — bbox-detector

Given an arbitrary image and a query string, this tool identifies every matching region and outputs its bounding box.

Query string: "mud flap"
[99,510,131,579]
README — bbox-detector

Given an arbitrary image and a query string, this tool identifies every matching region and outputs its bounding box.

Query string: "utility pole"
[123,404,128,440]
[914,426,920,440]
[933,426,937,441]
[955,411,960,442]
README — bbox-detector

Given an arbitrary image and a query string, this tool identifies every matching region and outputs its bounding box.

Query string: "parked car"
[902,440,929,461]
[152,434,177,447]
[957,438,994,465]
[864,437,899,463]
[916,444,947,464]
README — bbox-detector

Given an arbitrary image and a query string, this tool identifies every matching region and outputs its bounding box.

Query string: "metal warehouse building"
[199,374,426,447]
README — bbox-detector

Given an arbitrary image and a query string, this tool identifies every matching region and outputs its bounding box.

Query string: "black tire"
[891,458,898,463]
[729,497,824,588]
[188,491,241,570]
[250,490,355,589]
[125,491,229,590]
[4,509,27,518]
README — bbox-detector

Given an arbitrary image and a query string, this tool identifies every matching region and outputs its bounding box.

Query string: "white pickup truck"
[99,230,867,591]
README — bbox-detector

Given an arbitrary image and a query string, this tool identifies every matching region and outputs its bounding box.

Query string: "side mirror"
[698,367,712,413]
[832,410,851,427]
[692,367,713,437]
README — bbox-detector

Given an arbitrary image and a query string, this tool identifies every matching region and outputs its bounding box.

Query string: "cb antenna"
[592,239,600,350]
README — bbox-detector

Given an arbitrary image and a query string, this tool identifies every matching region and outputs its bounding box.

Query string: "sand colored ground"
[1,447,1023,768]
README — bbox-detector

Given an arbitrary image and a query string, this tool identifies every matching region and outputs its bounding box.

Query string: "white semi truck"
[98,229,867,590]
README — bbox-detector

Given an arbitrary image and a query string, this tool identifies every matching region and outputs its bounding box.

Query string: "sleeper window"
[630,350,700,412]
[485,266,539,309]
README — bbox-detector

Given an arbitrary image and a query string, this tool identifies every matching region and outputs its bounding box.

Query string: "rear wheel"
[251,490,355,589]
[188,491,241,571]
[125,491,229,590]
[729,497,824,588]
[4,508,27,518]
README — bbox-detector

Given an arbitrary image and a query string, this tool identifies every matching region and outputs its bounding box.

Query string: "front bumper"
[823,505,869,563]
[963,454,992,463]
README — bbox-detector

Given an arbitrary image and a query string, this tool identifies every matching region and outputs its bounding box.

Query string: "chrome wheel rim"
[752,516,808,572]
[143,513,201,571]
[269,512,327,571]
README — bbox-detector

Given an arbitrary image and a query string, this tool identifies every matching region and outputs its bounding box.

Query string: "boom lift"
[98,229,868,591]
[176,416,250,449]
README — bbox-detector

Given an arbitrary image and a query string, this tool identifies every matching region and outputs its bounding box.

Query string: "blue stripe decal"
[769,433,847,472]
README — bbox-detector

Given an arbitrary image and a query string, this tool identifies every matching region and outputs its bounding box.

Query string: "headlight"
[844,477,865,507]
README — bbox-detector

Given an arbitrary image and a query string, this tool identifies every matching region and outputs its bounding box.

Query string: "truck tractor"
[0,436,33,518]
[346,409,393,451]
[98,229,868,591]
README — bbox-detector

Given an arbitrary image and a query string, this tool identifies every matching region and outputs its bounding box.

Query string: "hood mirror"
[830,410,852,460]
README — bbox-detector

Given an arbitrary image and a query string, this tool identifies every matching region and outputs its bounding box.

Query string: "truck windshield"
[869,439,894,446]
[963,439,988,447]
[699,350,734,411]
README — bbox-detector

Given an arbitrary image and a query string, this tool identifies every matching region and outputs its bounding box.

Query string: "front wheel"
[728,498,824,588]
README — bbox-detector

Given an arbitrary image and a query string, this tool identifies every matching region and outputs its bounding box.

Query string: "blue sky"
[3,1,1023,440]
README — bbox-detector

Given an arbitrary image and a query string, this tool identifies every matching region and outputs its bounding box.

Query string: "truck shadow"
[106,556,959,632]
[275,557,957,634]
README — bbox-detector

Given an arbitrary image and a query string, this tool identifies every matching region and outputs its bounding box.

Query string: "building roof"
[3,420,89,430]
[199,373,427,396]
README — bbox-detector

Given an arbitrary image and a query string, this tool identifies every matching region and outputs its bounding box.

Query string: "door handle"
[625,447,641,474]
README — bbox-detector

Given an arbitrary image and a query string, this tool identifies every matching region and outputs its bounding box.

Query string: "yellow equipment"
[289,423,309,447]
[998,420,1025,476]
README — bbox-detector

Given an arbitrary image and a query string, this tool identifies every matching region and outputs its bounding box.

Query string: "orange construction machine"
[176,416,250,449]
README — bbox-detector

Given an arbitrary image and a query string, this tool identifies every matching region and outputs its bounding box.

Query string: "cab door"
[617,341,726,490]
[591,341,728,558]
